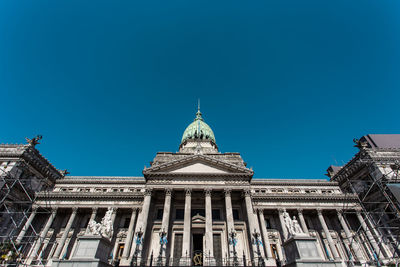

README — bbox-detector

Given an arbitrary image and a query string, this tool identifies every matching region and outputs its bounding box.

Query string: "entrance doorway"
[192,234,203,266]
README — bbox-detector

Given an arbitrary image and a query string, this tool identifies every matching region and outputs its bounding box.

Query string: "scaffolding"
[337,148,400,265]
[0,142,59,266]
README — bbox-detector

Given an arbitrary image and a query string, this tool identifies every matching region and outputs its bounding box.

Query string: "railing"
[124,255,281,267]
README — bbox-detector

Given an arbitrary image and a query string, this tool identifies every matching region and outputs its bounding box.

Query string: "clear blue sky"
[1,1,399,179]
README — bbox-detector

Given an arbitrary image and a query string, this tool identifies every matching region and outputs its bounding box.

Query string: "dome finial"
[196,99,202,120]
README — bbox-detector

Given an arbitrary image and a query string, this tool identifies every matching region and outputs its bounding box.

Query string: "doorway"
[192,234,203,266]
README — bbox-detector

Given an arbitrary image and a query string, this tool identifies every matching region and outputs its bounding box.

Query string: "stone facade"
[1,114,399,266]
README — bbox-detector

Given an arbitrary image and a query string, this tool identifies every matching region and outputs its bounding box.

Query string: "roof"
[181,109,216,144]
[361,134,400,149]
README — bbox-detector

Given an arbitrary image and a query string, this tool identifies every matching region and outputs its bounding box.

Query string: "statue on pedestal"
[283,210,304,237]
[86,207,114,239]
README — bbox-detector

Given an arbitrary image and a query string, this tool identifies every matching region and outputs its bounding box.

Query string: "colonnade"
[18,188,390,266]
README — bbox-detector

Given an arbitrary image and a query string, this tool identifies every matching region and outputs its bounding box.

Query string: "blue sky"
[1,0,399,179]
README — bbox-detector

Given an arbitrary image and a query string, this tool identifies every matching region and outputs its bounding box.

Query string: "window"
[212,209,221,220]
[175,209,184,220]
[156,209,163,220]
[123,217,131,228]
[233,209,240,220]
[266,218,271,229]
[173,234,183,265]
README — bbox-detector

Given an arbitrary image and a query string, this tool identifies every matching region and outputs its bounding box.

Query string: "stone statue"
[283,211,304,237]
[86,207,114,239]
[25,135,42,147]
[283,210,293,235]
[291,216,304,235]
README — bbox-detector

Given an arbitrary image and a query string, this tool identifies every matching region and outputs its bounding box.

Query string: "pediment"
[170,162,228,174]
[192,214,205,222]
[143,154,253,176]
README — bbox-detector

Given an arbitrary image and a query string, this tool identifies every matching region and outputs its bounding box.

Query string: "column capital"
[336,209,343,215]
[355,209,362,215]
[51,207,58,214]
[31,206,38,212]
[257,208,264,214]
[144,188,152,196]
[316,208,323,216]
[204,188,212,196]
[224,188,231,196]
[165,188,172,196]
[91,207,98,213]
[112,208,118,214]
[297,208,303,214]
[278,208,285,213]
[243,189,251,197]
[72,207,79,213]
[185,188,192,196]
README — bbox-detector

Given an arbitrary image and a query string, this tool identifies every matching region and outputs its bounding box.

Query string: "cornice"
[252,193,358,201]
[145,172,252,179]
[57,176,146,184]
[251,179,337,186]
[36,192,144,200]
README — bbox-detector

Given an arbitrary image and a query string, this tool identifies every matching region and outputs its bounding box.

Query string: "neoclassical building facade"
[1,110,397,266]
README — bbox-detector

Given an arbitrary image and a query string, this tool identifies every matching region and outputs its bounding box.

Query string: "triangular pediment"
[143,154,253,176]
[170,162,228,174]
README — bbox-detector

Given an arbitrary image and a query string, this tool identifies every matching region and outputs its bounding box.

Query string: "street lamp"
[229,229,239,266]
[157,228,167,266]
[131,228,143,266]
[252,229,265,267]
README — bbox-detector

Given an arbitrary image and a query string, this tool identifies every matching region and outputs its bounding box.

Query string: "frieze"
[251,193,358,201]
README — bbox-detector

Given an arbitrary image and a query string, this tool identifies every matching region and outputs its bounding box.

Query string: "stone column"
[26,208,58,265]
[159,189,172,261]
[356,210,384,259]
[225,189,235,258]
[336,210,364,262]
[16,207,37,245]
[258,209,273,258]
[110,208,118,232]
[132,189,152,260]
[181,188,192,265]
[205,189,214,259]
[53,207,78,259]
[317,209,340,260]
[121,208,138,260]
[244,190,261,259]
[297,209,309,235]
[129,208,143,260]
[278,209,288,240]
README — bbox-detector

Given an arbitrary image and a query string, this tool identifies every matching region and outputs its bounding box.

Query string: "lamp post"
[157,228,167,266]
[228,229,239,266]
[252,229,265,267]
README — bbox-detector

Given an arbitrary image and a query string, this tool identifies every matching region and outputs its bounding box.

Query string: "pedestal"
[282,235,342,267]
[52,235,112,267]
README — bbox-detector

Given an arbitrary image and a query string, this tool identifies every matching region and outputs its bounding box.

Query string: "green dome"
[181,110,216,144]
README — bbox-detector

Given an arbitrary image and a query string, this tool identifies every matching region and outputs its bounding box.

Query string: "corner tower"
[179,106,218,154]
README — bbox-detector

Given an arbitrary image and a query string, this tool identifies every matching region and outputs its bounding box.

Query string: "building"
[327,134,400,260]
[1,109,398,266]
